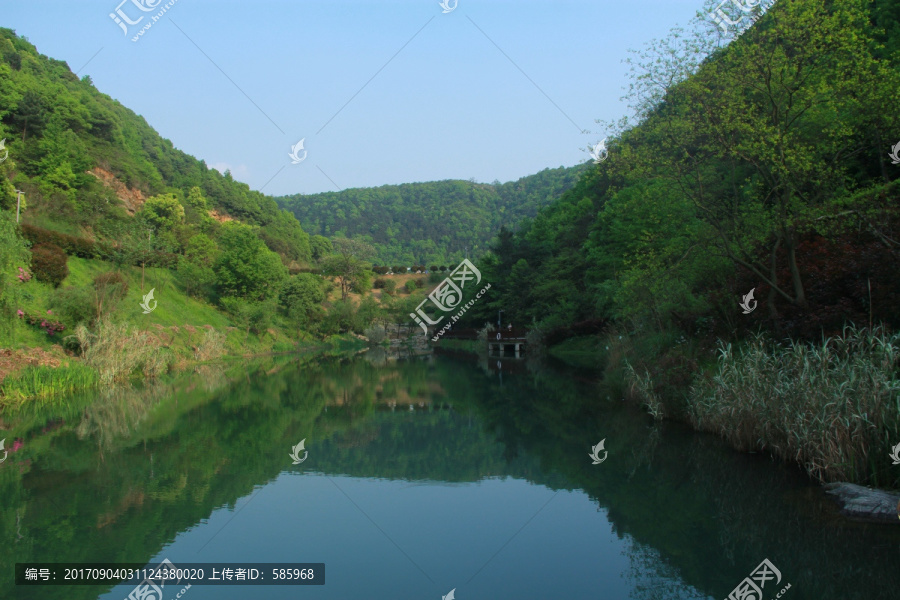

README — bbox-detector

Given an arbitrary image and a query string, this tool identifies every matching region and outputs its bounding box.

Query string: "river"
[2,350,899,599]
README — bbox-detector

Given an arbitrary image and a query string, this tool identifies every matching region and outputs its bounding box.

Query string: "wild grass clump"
[194,327,226,361]
[0,363,99,405]
[72,319,171,384]
[689,326,900,484]
[624,361,665,420]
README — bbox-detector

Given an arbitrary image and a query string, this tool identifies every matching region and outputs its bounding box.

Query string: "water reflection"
[0,353,897,599]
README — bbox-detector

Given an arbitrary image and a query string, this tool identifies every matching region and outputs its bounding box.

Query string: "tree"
[214,222,287,300]
[141,193,185,231]
[322,238,375,300]
[309,235,333,261]
[626,0,900,317]
[279,274,325,331]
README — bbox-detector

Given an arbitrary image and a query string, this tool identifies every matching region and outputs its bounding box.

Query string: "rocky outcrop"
[824,482,900,523]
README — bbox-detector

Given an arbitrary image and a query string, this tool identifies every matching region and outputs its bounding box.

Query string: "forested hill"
[0,28,310,263]
[275,164,589,264]
[460,0,900,340]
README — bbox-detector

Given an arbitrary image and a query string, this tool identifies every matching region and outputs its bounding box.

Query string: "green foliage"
[30,242,68,287]
[141,193,185,231]
[50,285,96,328]
[277,165,589,264]
[322,238,375,300]
[0,212,28,340]
[0,363,98,405]
[279,273,325,327]
[309,235,332,261]
[220,297,278,335]
[477,0,900,340]
[20,223,98,258]
[403,280,417,294]
[214,222,287,300]
[0,28,311,264]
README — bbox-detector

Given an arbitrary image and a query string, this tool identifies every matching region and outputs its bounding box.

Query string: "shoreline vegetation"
[542,325,900,494]
[0,328,366,406]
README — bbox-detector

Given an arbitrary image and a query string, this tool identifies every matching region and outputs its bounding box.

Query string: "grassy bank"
[1,256,367,405]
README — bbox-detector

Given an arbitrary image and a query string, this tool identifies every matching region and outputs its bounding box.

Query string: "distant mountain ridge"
[276,164,589,265]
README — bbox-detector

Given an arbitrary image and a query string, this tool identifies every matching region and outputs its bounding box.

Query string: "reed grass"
[72,319,171,385]
[624,361,666,420]
[689,326,900,484]
[0,363,99,405]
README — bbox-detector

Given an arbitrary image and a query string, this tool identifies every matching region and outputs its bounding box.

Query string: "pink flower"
[47,309,53,315]
[12,439,23,452]
[16,309,24,318]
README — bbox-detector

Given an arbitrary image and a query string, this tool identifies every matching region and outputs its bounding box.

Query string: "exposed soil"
[0,346,66,383]
[87,167,146,214]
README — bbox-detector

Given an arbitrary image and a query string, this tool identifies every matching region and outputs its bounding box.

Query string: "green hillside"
[276,164,589,264]
[0,27,309,264]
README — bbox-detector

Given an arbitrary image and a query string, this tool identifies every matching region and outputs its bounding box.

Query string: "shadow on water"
[0,351,897,599]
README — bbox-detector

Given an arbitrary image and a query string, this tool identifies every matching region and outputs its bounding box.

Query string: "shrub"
[428,271,444,284]
[414,278,425,288]
[20,224,98,258]
[404,280,417,294]
[93,271,129,298]
[383,279,397,296]
[392,266,403,274]
[31,243,69,287]
[52,286,97,327]
[373,278,387,289]
[364,324,386,344]
[429,265,438,273]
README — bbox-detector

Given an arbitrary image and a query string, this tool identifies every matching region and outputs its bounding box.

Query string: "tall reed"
[689,326,900,484]
[0,363,99,405]
[72,319,171,385]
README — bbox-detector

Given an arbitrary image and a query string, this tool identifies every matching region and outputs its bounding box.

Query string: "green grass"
[0,363,99,406]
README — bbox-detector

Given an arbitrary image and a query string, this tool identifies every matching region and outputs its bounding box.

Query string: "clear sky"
[1,0,704,195]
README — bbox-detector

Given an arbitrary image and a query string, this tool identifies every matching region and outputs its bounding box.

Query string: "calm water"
[2,350,899,600]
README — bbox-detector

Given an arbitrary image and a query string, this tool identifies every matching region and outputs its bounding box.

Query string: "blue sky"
[2,0,704,195]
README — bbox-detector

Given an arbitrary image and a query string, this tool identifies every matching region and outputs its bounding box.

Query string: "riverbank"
[0,331,366,406]
[454,325,900,494]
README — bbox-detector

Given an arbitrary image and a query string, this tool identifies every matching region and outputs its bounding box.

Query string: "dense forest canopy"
[457,0,900,340]
[0,27,310,264]
[276,164,588,265]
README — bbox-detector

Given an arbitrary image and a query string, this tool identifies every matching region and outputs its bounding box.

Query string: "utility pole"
[15,190,23,223]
